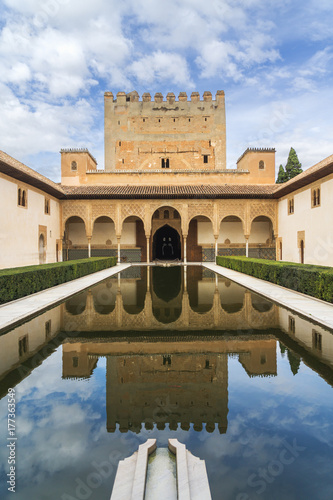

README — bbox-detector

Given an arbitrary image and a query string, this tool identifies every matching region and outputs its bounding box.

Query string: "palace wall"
[277,173,333,266]
[0,172,62,269]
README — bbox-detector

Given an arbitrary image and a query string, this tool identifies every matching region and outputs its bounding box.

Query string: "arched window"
[164,210,169,219]
[71,161,77,171]
[22,190,26,207]
[18,188,21,206]
[259,160,265,169]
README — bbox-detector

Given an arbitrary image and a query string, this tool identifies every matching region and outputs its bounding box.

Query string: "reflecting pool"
[0,266,333,500]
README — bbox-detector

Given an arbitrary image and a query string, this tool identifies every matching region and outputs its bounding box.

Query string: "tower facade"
[104,90,226,172]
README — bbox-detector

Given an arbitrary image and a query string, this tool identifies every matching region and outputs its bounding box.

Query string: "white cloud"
[130,51,193,87]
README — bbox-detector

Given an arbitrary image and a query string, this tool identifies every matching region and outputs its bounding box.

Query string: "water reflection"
[1,266,333,434]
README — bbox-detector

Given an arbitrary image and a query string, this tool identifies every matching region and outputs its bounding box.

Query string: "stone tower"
[104,90,226,171]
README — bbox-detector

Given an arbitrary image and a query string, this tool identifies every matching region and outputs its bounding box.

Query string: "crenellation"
[166,92,175,104]
[191,91,200,102]
[142,92,151,102]
[178,91,188,101]
[154,92,163,103]
[203,91,212,102]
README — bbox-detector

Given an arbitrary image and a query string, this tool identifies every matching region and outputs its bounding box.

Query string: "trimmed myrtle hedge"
[0,257,117,304]
[216,255,333,303]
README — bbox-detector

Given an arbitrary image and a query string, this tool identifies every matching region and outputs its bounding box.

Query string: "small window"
[188,118,191,122]
[288,316,295,334]
[164,210,169,219]
[173,118,176,122]
[143,118,146,122]
[118,141,121,146]
[19,336,28,357]
[44,198,50,215]
[205,360,210,369]
[22,190,26,207]
[163,355,171,366]
[18,188,27,207]
[203,155,208,164]
[259,160,265,170]
[118,120,120,125]
[260,354,267,365]
[71,161,77,171]
[204,117,207,121]
[288,198,294,215]
[312,330,322,351]
[72,356,79,368]
[161,158,170,169]
[158,118,161,123]
[312,187,320,207]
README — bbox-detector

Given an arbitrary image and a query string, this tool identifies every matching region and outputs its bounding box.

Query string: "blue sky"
[0,0,332,181]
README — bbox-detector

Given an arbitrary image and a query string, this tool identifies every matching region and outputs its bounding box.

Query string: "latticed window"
[71,161,77,171]
[259,160,265,169]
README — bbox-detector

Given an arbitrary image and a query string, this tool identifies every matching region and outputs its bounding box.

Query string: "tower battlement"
[104,90,225,104]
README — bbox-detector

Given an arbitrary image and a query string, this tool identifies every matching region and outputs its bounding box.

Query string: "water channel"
[0,266,333,500]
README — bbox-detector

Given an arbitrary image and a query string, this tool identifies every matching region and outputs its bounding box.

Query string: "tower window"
[72,357,79,368]
[203,155,208,164]
[161,158,170,169]
[259,160,265,169]
[163,355,171,366]
[71,161,77,171]
[119,141,121,146]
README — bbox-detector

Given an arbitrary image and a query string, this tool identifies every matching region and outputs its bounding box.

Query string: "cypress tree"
[276,164,287,184]
[285,147,303,180]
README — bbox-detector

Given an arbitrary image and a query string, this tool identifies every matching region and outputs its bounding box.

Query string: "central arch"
[153,224,181,260]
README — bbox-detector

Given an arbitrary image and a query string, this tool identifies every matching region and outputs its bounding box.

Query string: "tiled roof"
[0,151,65,198]
[62,184,279,199]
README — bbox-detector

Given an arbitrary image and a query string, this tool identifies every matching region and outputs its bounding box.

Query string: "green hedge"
[0,257,118,304]
[216,256,333,303]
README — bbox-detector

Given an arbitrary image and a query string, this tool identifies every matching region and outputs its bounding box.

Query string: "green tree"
[287,348,301,375]
[276,164,287,184]
[276,147,303,183]
[285,147,303,180]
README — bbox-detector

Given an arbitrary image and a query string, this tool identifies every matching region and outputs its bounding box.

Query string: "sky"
[0,0,332,182]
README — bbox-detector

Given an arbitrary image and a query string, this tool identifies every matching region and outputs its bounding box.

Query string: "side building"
[0,151,63,269]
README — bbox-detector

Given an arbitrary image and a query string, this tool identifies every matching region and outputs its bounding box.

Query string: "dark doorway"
[153,225,181,260]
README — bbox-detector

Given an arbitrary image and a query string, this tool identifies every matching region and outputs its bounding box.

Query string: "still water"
[0,266,333,500]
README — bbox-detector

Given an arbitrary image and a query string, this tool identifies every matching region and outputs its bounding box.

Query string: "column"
[88,237,91,258]
[117,236,121,264]
[184,265,187,291]
[183,235,187,264]
[245,236,249,257]
[214,235,219,262]
[146,236,150,263]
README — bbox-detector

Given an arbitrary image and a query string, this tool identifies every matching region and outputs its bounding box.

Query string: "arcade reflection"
[1,266,333,436]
